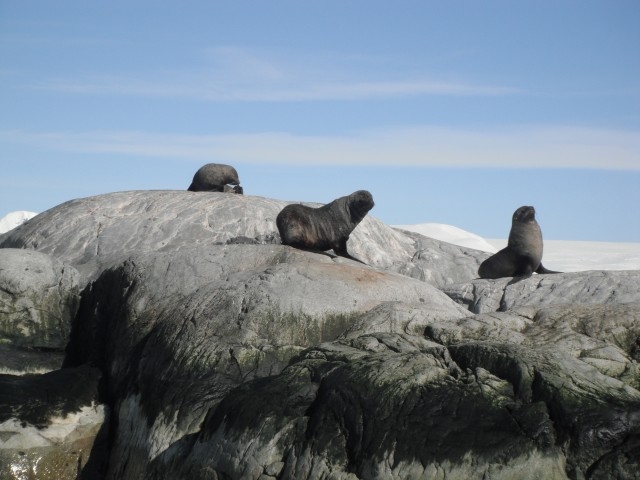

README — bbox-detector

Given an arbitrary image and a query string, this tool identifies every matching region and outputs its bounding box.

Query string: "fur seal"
[188,163,242,193]
[478,205,561,279]
[276,190,374,263]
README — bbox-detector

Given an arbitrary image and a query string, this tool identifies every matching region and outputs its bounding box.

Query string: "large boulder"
[0,190,485,288]
[0,249,81,374]
[148,332,640,480]
[1,190,638,480]
[63,243,468,479]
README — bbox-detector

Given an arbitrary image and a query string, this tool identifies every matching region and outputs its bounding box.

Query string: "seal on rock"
[276,190,374,263]
[478,205,560,279]
[188,163,242,193]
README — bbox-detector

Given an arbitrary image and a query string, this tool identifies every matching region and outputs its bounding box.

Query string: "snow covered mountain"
[0,211,37,234]
[393,223,498,252]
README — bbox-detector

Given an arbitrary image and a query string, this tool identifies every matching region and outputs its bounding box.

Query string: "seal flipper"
[333,239,367,265]
[337,252,366,264]
[536,263,561,274]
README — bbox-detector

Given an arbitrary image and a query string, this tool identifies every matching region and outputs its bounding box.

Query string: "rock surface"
[62,244,468,479]
[0,365,107,480]
[0,190,638,480]
[0,190,486,289]
[150,332,640,480]
[153,334,568,480]
[0,248,81,374]
[443,270,640,313]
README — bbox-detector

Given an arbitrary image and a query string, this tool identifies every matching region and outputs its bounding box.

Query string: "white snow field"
[0,211,37,234]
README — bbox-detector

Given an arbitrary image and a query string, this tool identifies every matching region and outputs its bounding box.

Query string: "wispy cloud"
[31,46,520,102]
[2,125,638,170]
[39,76,518,101]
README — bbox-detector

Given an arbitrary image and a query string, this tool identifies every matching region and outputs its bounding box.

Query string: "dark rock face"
[152,334,568,480]
[62,244,466,479]
[1,191,638,480]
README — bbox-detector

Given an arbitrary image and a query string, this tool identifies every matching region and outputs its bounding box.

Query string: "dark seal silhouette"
[188,163,242,193]
[276,190,374,263]
[478,205,561,279]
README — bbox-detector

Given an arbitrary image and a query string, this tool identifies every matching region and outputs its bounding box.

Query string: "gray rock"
[444,270,640,313]
[0,190,485,288]
[427,303,640,391]
[426,310,534,347]
[149,333,633,480]
[524,304,640,390]
[393,228,490,286]
[340,300,470,339]
[0,365,108,480]
[62,243,466,479]
[148,334,640,480]
[447,341,640,480]
[0,249,81,374]
[2,190,639,480]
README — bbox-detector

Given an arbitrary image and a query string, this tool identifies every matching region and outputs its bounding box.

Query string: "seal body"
[188,163,241,192]
[478,206,560,279]
[276,190,374,262]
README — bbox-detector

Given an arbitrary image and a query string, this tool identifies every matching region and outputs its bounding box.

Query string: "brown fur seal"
[276,190,374,263]
[478,205,561,279]
[188,163,242,193]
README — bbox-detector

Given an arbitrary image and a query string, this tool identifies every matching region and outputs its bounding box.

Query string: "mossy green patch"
[255,306,364,347]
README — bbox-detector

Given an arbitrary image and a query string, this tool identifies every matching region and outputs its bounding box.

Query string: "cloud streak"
[3,125,639,170]
[36,75,519,102]
[31,46,520,102]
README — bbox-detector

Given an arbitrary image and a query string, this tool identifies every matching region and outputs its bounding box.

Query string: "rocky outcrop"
[152,333,568,480]
[0,248,81,374]
[0,250,105,479]
[62,243,468,479]
[427,303,640,391]
[0,190,638,480]
[443,270,640,313]
[148,331,640,480]
[394,228,491,286]
[0,190,486,289]
[0,365,107,480]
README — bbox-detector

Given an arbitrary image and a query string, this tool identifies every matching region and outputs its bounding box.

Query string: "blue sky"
[1,1,639,241]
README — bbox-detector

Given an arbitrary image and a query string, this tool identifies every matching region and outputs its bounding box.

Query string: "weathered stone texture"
[0,191,638,480]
